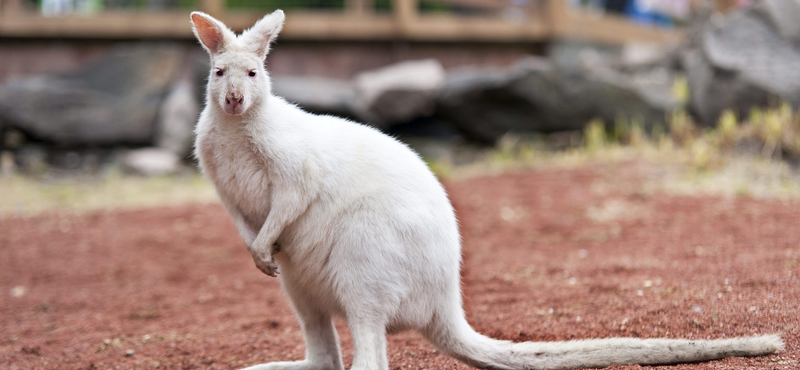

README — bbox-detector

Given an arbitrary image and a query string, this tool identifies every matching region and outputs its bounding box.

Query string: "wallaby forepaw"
[254,256,279,277]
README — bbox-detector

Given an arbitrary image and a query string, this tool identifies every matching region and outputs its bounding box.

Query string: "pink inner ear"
[192,14,223,52]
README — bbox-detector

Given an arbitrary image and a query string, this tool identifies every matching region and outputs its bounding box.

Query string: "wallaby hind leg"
[348,318,388,370]
[240,290,343,370]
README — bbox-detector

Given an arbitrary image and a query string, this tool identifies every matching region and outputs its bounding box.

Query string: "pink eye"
[248,71,256,77]
[216,70,224,77]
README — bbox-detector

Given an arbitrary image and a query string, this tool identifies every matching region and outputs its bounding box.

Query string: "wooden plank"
[1,0,24,14]
[0,5,682,45]
[432,0,511,10]
[345,0,373,16]
[224,11,548,42]
[407,14,549,42]
[221,11,397,39]
[0,11,194,38]
[549,2,683,45]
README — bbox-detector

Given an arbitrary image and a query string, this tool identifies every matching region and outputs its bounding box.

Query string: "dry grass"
[2,105,799,216]
[0,170,218,216]
[441,104,800,199]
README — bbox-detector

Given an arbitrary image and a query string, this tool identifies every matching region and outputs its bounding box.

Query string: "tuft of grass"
[424,157,452,179]
[475,103,800,199]
[717,110,738,148]
[584,119,606,153]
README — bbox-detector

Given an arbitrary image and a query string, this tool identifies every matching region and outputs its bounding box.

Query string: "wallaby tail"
[422,313,784,370]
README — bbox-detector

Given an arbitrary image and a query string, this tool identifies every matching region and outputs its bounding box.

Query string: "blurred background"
[5,3,800,369]
[0,0,799,210]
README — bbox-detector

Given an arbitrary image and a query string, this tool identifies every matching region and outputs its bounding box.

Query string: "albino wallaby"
[190,10,783,370]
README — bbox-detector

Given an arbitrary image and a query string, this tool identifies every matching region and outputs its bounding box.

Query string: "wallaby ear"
[191,12,233,55]
[240,9,285,58]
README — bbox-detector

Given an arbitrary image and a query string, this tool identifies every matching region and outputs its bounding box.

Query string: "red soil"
[1,161,798,369]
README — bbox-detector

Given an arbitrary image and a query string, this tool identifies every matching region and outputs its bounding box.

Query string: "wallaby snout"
[224,91,245,115]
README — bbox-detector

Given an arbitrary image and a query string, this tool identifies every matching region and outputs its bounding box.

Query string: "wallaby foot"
[239,359,340,370]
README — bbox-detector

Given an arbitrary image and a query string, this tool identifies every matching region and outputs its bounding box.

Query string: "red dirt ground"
[1,161,798,370]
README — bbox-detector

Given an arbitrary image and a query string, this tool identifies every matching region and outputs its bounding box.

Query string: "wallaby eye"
[216,70,224,77]
[248,71,256,77]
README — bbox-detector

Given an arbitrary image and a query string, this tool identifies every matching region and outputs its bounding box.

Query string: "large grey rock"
[354,59,445,128]
[121,147,181,176]
[684,0,800,125]
[438,57,678,143]
[619,42,681,71]
[0,44,186,145]
[155,72,200,157]
[755,0,800,44]
[272,76,356,118]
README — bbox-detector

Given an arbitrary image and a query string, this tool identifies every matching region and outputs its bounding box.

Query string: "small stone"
[500,206,515,221]
[121,148,181,176]
[125,349,134,357]
[10,286,26,298]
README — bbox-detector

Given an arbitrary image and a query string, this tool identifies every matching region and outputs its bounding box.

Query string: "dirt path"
[1,161,798,369]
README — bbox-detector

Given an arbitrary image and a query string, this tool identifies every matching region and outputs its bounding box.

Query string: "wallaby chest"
[196,126,271,227]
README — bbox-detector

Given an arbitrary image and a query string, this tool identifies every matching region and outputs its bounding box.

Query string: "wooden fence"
[0,0,683,45]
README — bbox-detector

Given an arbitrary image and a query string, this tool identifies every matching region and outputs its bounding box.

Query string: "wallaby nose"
[225,92,244,111]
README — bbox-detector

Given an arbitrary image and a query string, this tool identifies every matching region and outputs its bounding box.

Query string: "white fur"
[190,11,784,370]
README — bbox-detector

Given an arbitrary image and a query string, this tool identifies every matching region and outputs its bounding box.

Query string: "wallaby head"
[190,10,285,116]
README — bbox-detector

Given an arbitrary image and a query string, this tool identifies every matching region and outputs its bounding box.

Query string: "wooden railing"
[0,0,683,45]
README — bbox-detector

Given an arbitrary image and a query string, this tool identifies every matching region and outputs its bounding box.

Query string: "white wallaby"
[190,10,784,370]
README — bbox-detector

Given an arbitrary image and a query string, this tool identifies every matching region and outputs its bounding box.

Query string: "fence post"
[393,0,417,36]
[201,0,224,18]
[346,0,373,16]
[545,0,569,39]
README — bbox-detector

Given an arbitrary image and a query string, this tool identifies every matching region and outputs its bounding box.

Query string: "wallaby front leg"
[221,200,257,247]
[250,186,312,276]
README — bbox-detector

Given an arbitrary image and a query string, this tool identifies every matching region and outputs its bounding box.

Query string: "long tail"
[423,313,784,370]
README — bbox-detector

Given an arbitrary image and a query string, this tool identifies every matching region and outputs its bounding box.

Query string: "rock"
[354,59,445,128]
[155,72,200,157]
[682,48,771,126]
[684,0,800,125]
[755,0,800,44]
[272,76,356,118]
[15,145,48,173]
[619,42,681,71]
[0,44,186,145]
[438,57,677,143]
[121,147,181,176]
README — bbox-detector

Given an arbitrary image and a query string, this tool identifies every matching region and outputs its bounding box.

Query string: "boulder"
[0,44,186,145]
[683,0,800,125]
[438,57,678,143]
[155,72,200,157]
[272,76,356,118]
[354,59,445,129]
